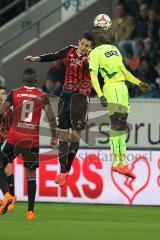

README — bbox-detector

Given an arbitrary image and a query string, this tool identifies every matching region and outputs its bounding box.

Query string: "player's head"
[23,68,37,86]
[77,31,93,56]
[89,28,111,48]
[0,86,6,104]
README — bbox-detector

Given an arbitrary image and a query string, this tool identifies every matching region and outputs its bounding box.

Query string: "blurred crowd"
[112,0,160,98]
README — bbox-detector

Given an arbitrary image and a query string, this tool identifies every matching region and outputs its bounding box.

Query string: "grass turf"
[0,203,160,240]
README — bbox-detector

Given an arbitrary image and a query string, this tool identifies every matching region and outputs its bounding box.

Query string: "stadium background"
[0,2,160,237]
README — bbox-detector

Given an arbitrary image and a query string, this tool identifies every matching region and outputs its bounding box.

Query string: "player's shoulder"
[32,88,47,98]
[89,47,100,56]
[69,45,78,49]
[10,87,24,94]
[63,45,78,52]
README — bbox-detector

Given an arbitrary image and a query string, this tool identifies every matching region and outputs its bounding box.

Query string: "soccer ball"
[93,14,112,30]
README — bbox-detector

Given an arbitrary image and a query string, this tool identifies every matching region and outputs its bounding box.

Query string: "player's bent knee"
[110,112,128,131]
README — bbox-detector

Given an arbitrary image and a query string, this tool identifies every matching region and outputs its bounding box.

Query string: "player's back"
[7,86,46,147]
[90,44,126,84]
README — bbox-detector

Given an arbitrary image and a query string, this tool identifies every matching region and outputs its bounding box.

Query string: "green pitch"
[0,203,160,240]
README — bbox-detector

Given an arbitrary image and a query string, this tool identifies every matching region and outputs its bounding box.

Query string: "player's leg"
[26,168,36,220]
[55,129,70,187]
[58,129,69,173]
[4,163,17,211]
[103,84,123,168]
[103,83,135,178]
[66,129,81,172]
[5,163,15,197]
[0,142,16,214]
[21,146,39,220]
[67,92,88,172]
[55,91,71,186]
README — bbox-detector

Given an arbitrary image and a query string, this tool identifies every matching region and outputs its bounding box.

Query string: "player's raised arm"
[24,46,73,62]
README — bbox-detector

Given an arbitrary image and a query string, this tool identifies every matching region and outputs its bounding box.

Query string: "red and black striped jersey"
[5,86,49,148]
[40,45,91,96]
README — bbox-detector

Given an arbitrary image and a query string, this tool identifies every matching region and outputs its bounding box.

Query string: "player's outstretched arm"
[24,46,72,63]
[120,66,141,86]
[121,66,152,93]
[90,70,107,107]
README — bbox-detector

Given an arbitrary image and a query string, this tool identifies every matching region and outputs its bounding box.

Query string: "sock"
[27,179,36,212]
[0,168,8,195]
[58,140,69,173]
[109,130,121,167]
[66,140,79,172]
[118,131,127,166]
[6,174,15,196]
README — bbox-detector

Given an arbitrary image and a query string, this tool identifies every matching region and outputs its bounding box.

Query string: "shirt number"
[21,100,34,122]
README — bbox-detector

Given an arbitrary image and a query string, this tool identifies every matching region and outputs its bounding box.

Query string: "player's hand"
[0,126,7,138]
[100,96,107,107]
[139,82,152,93]
[50,138,59,149]
[24,56,41,62]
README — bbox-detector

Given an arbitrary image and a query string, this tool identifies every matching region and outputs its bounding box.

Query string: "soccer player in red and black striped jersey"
[0,87,16,207]
[24,32,93,187]
[0,68,58,219]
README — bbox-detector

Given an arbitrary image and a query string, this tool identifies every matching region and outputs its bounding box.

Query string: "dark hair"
[80,31,94,42]
[89,28,112,47]
[0,86,6,91]
[23,68,37,86]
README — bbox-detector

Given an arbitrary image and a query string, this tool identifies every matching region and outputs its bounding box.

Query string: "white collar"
[24,86,36,89]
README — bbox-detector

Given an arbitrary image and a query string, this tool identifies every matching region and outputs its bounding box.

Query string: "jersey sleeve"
[5,91,13,105]
[89,50,99,71]
[116,48,141,86]
[40,45,73,62]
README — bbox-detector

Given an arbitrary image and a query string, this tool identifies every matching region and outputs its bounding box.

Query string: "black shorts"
[58,91,89,130]
[0,141,39,169]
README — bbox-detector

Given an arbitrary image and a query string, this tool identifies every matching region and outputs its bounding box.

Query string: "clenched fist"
[50,138,59,149]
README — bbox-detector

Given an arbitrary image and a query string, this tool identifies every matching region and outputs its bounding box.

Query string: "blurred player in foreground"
[0,68,58,220]
[24,32,93,187]
[0,87,16,209]
[89,28,151,178]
